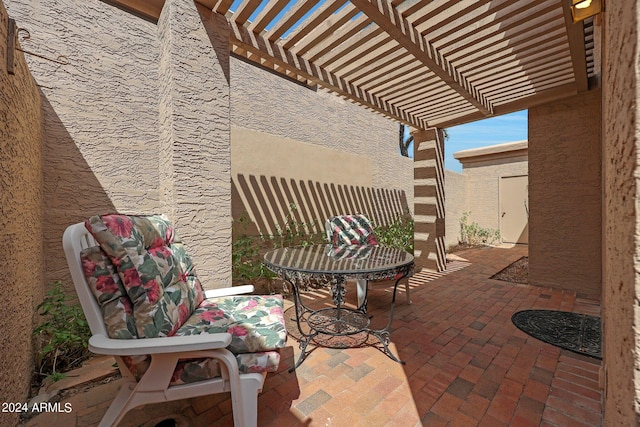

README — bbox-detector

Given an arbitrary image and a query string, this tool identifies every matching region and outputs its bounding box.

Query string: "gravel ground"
[490,256,528,284]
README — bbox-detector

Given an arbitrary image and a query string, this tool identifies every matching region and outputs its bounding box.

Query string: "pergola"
[110,0,595,130]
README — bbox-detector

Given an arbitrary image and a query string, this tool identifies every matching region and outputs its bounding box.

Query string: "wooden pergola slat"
[229,19,427,128]
[102,0,597,130]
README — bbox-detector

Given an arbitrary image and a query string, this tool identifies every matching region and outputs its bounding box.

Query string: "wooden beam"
[264,0,320,42]
[228,19,427,129]
[289,3,361,56]
[349,0,493,116]
[103,0,164,21]
[561,0,589,92]
[233,0,263,25]
[431,82,576,128]
[247,0,291,33]
[280,0,345,49]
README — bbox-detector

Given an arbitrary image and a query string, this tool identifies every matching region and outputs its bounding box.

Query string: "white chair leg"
[404,279,412,304]
[98,380,136,427]
[356,278,367,309]
[237,373,266,427]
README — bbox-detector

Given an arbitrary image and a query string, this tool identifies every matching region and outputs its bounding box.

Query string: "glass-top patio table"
[264,244,414,370]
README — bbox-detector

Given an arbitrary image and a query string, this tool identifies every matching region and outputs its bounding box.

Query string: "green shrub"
[459,211,501,245]
[373,213,414,254]
[33,281,91,383]
[231,207,324,293]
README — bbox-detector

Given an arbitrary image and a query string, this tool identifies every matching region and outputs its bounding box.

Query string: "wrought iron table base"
[286,274,407,371]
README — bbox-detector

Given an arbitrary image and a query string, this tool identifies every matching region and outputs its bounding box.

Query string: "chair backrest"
[64,214,207,341]
[63,222,111,338]
[325,214,379,246]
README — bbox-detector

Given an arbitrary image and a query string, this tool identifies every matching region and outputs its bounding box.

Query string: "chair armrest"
[88,333,232,356]
[204,285,254,298]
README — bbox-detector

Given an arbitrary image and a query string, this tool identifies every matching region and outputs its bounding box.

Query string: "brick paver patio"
[22,245,602,427]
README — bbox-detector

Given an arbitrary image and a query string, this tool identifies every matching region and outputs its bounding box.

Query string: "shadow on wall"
[231,174,409,236]
[41,93,116,284]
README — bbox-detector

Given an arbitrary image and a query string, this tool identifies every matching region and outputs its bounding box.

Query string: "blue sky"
[444,110,528,172]
[402,110,528,172]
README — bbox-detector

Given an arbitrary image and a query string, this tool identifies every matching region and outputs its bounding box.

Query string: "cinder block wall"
[528,89,602,298]
[0,2,43,425]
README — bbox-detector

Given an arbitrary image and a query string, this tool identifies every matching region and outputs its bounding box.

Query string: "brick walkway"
[22,245,602,427]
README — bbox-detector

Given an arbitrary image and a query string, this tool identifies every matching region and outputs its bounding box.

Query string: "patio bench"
[63,214,287,427]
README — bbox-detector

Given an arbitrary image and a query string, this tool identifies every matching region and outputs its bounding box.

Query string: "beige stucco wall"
[230,57,413,198]
[454,143,528,234]
[157,1,233,286]
[528,89,601,299]
[5,0,162,285]
[602,1,640,424]
[0,2,43,424]
[444,169,467,249]
[230,57,414,235]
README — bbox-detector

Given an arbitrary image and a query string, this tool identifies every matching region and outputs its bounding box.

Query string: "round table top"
[263,244,414,279]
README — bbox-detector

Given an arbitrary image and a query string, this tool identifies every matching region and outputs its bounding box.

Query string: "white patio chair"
[63,215,287,427]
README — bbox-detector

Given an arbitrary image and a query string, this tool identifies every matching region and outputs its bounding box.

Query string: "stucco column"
[412,128,446,272]
[158,1,232,287]
[602,0,640,423]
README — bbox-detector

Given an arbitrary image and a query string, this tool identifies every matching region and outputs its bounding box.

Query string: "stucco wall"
[0,2,43,424]
[602,0,640,423]
[157,2,233,286]
[528,89,602,298]
[444,169,466,249]
[5,0,161,285]
[457,152,528,233]
[230,57,414,205]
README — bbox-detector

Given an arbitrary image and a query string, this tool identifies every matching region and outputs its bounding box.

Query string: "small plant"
[373,212,414,254]
[33,281,91,384]
[459,211,501,246]
[232,206,325,293]
[269,204,324,249]
[232,213,277,288]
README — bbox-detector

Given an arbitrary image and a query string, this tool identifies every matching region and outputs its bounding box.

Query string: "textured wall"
[158,2,232,287]
[528,89,602,298]
[5,0,161,284]
[444,170,467,249]
[459,153,528,233]
[230,57,413,204]
[413,129,446,271]
[602,0,640,423]
[0,2,43,424]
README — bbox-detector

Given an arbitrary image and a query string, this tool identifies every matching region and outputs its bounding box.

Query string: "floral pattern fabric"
[177,295,287,354]
[81,246,137,339]
[85,214,204,338]
[81,213,287,386]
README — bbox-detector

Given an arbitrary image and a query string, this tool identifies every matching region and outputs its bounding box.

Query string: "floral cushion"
[177,295,287,354]
[328,214,379,246]
[122,350,281,386]
[80,246,137,339]
[85,214,204,338]
[81,213,287,387]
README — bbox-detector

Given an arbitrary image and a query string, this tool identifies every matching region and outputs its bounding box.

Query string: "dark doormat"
[511,310,601,359]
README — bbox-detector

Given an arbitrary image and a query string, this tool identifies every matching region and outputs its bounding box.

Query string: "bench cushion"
[85,214,204,338]
[81,246,137,339]
[177,295,287,353]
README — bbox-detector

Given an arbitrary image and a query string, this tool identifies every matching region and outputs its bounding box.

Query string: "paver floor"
[23,245,602,427]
